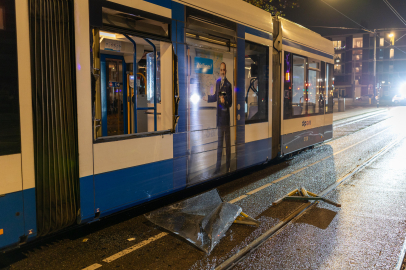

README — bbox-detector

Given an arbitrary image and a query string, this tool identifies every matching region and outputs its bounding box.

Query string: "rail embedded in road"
[215,136,405,270]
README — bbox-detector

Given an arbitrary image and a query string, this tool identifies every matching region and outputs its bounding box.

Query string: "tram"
[0,0,334,250]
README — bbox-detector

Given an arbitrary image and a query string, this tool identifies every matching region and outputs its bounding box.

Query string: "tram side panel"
[0,0,37,250]
[279,18,334,156]
[79,0,177,221]
[76,0,277,222]
[280,48,334,156]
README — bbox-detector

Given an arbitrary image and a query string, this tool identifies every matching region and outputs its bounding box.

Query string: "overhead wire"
[380,0,406,44]
[320,0,374,33]
[395,33,406,42]
[305,25,406,47]
[320,0,406,55]
[382,0,406,26]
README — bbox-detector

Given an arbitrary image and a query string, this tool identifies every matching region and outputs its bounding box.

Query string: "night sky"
[283,0,406,36]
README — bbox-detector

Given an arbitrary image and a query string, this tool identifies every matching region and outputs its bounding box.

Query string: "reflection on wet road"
[2,107,406,270]
[234,129,406,269]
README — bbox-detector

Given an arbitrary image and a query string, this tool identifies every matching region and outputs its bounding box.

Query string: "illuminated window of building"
[353,37,363,48]
[352,50,362,60]
[334,54,341,63]
[333,40,342,49]
[334,64,342,74]
[0,7,4,30]
[390,48,394,59]
[380,38,384,46]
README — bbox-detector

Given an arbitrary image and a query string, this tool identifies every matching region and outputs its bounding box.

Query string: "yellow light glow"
[100,31,116,39]
[389,33,394,37]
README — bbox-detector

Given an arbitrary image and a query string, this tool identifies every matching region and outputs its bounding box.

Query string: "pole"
[123,34,138,133]
[373,30,377,101]
[144,39,157,132]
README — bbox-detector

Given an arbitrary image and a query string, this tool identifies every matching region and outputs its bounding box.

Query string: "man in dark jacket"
[203,62,232,173]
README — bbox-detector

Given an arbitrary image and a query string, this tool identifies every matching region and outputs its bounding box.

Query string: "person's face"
[220,63,226,80]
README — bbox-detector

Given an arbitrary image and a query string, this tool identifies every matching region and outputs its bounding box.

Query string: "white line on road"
[83,120,394,269]
[82,263,103,270]
[102,232,168,263]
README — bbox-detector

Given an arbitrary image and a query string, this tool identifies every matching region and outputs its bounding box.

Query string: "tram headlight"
[400,83,406,98]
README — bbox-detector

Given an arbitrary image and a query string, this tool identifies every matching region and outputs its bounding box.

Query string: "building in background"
[325,29,406,101]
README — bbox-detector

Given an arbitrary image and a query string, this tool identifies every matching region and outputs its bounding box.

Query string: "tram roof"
[174,0,273,35]
[280,17,334,56]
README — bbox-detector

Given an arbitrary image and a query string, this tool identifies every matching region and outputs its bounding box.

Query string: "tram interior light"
[100,31,116,39]
[191,93,200,104]
[285,72,290,82]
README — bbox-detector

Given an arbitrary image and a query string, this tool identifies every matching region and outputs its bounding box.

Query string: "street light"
[389,33,395,45]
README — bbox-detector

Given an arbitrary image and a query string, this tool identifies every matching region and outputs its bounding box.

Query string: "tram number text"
[304,136,308,142]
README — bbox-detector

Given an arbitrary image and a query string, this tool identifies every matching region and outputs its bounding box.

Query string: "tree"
[243,0,300,16]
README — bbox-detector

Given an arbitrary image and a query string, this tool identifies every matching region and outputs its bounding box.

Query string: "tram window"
[292,56,306,116]
[326,63,334,114]
[0,0,21,156]
[245,41,269,124]
[284,53,306,119]
[93,29,172,139]
[307,59,322,115]
[186,36,236,132]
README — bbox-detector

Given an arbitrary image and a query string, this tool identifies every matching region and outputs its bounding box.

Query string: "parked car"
[392,95,406,105]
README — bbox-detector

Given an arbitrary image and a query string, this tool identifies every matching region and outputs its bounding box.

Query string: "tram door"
[100,55,127,137]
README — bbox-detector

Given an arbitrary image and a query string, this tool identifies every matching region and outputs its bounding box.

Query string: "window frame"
[353,37,363,48]
[91,4,173,143]
[0,0,21,155]
[325,63,334,114]
[283,51,326,120]
[244,40,269,125]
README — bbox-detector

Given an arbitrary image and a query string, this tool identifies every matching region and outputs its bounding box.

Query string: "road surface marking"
[82,263,102,270]
[272,174,292,184]
[229,195,248,203]
[85,123,394,268]
[102,232,168,263]
[229,126,391,200]
[246,183,273,195]
[332,128,388,156]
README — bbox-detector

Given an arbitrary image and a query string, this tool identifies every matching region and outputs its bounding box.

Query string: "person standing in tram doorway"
[203,62,232,174]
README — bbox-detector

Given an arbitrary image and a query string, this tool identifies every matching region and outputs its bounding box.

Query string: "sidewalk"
[333,105,388,122]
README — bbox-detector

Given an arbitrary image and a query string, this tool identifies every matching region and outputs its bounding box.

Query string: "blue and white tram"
[0,0,334,250]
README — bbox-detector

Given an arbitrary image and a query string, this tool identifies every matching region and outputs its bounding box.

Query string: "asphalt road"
[1,107,405,270]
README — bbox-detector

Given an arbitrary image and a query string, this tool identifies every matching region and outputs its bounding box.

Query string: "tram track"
[80,113,396,270]
[329,110,392,142]
[228,124,392,205]
[215,135,405,270]
[333,110,387,127]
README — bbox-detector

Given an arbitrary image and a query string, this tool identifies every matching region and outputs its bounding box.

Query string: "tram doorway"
[101,55,127,136]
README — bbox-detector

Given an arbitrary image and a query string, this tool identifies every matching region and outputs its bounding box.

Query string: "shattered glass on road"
[145,189,242,253]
